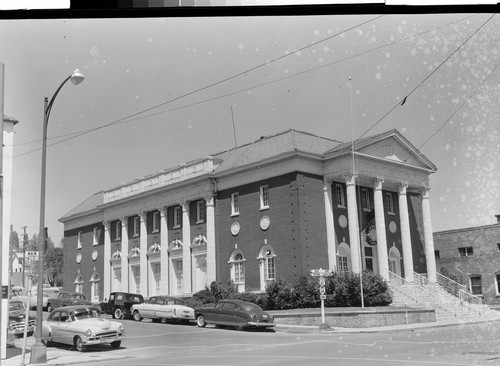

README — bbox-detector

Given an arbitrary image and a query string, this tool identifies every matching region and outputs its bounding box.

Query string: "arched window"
[258,244,276,291]
[89,270,100,303]
[229,250,246,292]
[74,271,84,294]
[336,241,350,272]
[388,245,402,279]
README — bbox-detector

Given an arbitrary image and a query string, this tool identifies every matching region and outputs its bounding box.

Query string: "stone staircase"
[388,271,499,322]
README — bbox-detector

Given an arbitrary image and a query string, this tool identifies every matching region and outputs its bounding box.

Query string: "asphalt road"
[7,314,500,365]
[77,317,500,366]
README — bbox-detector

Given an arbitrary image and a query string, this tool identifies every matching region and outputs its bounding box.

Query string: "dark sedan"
[46,291,91,312]
[194,300,274,330]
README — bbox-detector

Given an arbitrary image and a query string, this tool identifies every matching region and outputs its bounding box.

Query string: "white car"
[131,296,195,323]
[42,305,125,352]
[11,289,50,310]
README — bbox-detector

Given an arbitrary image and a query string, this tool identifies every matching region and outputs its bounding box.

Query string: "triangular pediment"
[356,131,436,171]
[326,130,436,172]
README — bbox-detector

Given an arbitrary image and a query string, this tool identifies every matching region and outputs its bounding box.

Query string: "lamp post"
[30,69,84,364]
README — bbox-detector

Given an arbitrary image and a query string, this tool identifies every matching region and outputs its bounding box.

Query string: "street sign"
[320,294,326,300]
[319,277,325,286]
[310,268,332,277]
[319,286,325,295]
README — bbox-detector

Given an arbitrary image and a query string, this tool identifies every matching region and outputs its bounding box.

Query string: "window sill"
[260,207,269,211]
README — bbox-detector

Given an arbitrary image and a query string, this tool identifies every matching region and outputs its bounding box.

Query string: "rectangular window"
[152,211,160,233]
[265,257,275,281]
[115,221,121,241]
[361,188,372,211]
[260,185,269,210]
[384,192,395,214]
[196,200,206,223]
[173,206,182,229]
[496,274,500,295]
[434,250,440,259]
[337,256,348,272]
[133,216,140,237]
[336,184,345,207]
[92,227,98,246]
[364,247,373,271]
[231,192,239,216]
[77,231,82,249]
[470,275,482,295]
[458,246,473,257]
[234,262,244,283]
[497,243,500,252]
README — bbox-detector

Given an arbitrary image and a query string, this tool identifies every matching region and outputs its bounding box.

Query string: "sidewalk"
[4,314,500,366]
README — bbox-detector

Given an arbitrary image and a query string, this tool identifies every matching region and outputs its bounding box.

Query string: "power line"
[13,14,480,158]
[356,13,496,141]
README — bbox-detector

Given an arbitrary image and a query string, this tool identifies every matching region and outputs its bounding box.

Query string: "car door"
[47,311,62,343]
[142,297,156,318]
[154,298,168,319]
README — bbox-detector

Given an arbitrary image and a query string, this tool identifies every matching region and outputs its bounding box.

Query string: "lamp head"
[70,69,85,85]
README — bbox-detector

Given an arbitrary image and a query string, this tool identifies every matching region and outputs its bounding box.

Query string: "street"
[28,316,499,366]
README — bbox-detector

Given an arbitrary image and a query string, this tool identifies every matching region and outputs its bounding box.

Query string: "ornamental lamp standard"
[30,69,85,365]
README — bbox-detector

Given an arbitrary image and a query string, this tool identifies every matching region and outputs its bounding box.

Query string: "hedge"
[186,271,392,310]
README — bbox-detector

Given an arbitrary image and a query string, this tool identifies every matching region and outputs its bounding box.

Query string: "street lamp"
[30,69,84,364]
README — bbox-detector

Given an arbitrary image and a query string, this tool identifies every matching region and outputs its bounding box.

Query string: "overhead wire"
[13,14,483,159]
[13,15,385,156]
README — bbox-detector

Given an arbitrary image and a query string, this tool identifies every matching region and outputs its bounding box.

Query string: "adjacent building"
[60,129,438,302]
[434,216,500,306]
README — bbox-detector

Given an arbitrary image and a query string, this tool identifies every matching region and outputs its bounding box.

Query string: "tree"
[44,246,63,287]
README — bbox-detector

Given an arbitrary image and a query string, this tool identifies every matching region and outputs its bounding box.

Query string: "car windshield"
[9,302,25,311]
[239,303,264,312]
[70,309,101,320]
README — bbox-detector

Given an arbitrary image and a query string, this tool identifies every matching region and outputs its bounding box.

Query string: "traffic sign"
[319,286,325,295]
[320,294,326,300]
[319,277,325,286]
[310,268,332,277]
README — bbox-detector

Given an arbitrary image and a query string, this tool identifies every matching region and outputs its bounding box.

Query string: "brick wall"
[434,223,500,305]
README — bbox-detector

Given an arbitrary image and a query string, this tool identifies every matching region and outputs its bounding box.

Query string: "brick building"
[60,129,438,302]
[433,216,500,306]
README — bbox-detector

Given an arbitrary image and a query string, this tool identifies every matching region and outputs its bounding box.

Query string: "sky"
[0,9,499,246]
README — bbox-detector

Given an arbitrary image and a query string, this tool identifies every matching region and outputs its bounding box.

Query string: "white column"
[159,207,169,294]
[373,179,389,281]
[139,212,148,296]
[345,173,361,273]
[103,221,111,297]
[421,188,437,282]
[205,195,216,284]
[120,218,129,292]
[323,179,337,272]
[398,183,414,282]
[181,202,192,294]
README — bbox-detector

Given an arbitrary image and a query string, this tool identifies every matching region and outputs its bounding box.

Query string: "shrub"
[291,276,320,309]
[265,278,294,310]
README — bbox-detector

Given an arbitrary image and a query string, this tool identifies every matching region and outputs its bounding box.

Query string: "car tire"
[132,310,143,322]
[196,314,206,328]
[111,340,121,349]
[160,317,167,324]
[47,304,53,313]
[74,336,86,352]
[113,308,123,319]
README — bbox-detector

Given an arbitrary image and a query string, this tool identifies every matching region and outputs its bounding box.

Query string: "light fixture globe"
[70,69,85,85]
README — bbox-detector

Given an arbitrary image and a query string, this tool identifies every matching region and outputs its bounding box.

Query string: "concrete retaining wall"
[270,307,436,328]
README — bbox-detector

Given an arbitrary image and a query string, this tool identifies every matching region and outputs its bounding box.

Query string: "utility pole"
[21,226,27,288]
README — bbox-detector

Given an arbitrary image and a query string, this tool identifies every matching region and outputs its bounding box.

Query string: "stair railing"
[414,272,483,316]
[435,272,467,297]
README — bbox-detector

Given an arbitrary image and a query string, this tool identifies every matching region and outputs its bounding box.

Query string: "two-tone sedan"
[195,300,275,330]
[41,305,125,352]
[131,296,195,323]
[46,291,92,312]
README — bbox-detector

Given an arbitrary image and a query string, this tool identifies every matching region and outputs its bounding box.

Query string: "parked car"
[41,305,125,352]
[8,300,36,339]
[194,300,275,330]
[46,291,91,312]
[131,296,195,323]
[100,292,144,319]
[12,289,51,310]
